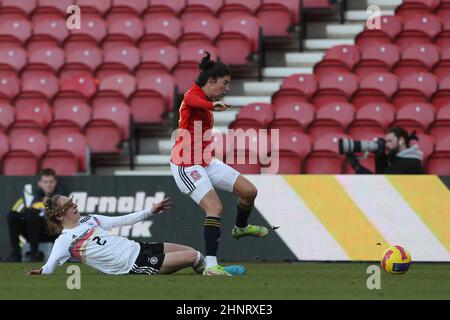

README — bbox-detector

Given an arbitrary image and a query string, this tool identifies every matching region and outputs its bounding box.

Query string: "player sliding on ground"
[28,195,207,276]
[170,52,269,276]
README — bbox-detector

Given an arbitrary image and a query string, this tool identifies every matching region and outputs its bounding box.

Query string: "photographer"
[4,168,67,262]
[343,127,423,174]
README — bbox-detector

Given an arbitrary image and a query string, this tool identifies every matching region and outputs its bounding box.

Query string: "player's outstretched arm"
[94,197,172,230]
[28,239,71,276]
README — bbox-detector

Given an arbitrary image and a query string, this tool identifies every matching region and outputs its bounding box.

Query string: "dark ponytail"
[388,127,419,147]
[195,51,231,87]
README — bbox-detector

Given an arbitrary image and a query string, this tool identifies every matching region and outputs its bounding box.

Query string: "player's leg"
[231,175,268,239]
[170,162,230,276]
[198,190,231,276]
[163,243,206,274]
[207,159,269,239]
[159,250,200,274]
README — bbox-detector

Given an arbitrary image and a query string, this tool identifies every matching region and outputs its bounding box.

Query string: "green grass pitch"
[1,262,449,300]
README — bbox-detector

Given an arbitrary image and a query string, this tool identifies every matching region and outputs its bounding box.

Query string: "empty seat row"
[211,132,450,175]
[316,43,450,80]
[0,131,87,175]
[230,102,450,141]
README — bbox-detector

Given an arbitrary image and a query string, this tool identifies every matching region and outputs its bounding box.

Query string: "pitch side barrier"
[1,175,449,261]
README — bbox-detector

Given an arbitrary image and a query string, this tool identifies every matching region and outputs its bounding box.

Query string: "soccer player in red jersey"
[170,52,269,276]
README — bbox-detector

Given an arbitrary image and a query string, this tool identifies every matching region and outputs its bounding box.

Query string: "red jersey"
[171,84,214,167]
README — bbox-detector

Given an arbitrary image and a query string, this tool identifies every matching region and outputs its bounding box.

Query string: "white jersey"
[41,209,153,275]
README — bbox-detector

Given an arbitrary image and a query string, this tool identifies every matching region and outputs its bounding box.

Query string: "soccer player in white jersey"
[28,195,206,276]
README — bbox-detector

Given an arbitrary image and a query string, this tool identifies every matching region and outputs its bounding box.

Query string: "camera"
[338,138,385,155]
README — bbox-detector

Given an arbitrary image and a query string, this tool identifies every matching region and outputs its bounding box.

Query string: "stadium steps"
[367,0,402,10]
[326,24,365,39]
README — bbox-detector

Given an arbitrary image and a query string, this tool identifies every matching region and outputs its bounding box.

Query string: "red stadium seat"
[28,13,70,50]
[181,0,223,23]
[130,75,174,125]
[91,95,130,140]
[0,101,15,132]
[314,45,360,78]
[429,104,450,142]
[104,12,144,48]
[42,132,88,174]
[267,132,312,174]
[13,101,52,133]
[180,16,222,44]
[347,102,395,140]
[2,0,38,15]
[304,133,350,174]
[0,132,9,160]
[274,131,312,159]
[272,74,317,107]
[143,0,185,22]
[395,0,437,21]
[0,15,32,48]
[66,12,107,49]
[433,18,450,50]
[141,17,182,47]
[215,16,260,65]
[2,150,39,176]
[99,74,136,100]
[38,0,74,15]
[20,69,59,100]
[97,46,140,80]
[28,47,65,73]
[63,46,103,77]
[395,14,442,50]
[352,72,398,110]
[312,73,358,108]
[10,131,48,159]
[0,71,21,101]
[354,44,400,79]
[76,0,112,15]
[269,102,315,135]
[179,43,218,63]
[110,0,148,15]
[256,0,295,37]
[391,102,436,133]
[435,0,450,22]
[230,103,274,129]
[59,72,98,99]
[85,99,130,154]
[393,44,440,79]
[136,45,179,77]
[0,47,27,72]
[392,72,438,108]
[307,102,355,139]
[427,136,450,174]
[218,0,261,21]
[432,46,450,80]
[355,15,402,51]
[48,95,92,139]
[226,153,262,174]
[174,48,217,93]
[431,74,450,110]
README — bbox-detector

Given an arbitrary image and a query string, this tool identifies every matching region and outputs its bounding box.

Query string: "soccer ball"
[381,245,412,274]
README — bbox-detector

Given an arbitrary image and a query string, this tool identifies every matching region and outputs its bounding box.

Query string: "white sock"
[193,251,202,267]
[205,256,218,268]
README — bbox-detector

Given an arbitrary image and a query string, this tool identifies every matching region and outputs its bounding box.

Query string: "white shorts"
[170,158,240,204]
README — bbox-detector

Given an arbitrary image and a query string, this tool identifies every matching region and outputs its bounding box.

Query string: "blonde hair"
[43,195,73,235]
